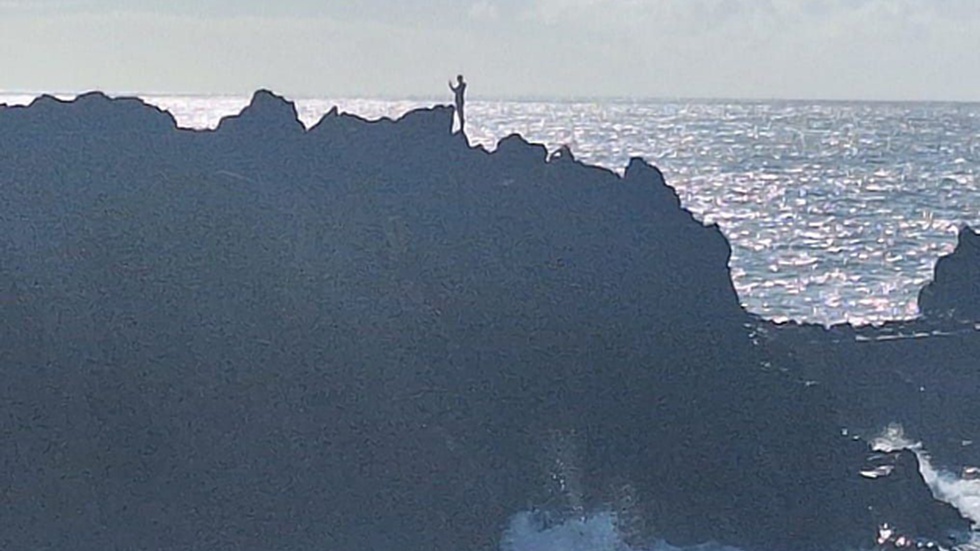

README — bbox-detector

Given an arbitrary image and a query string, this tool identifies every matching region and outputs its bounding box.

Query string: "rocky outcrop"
[919,225,980,321]
[761,224,980,474]
[0,91,966,551]
[865,449,968,546]
[0,91,177,137]
[214,89,305,137]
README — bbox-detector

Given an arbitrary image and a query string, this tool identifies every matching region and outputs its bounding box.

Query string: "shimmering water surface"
[7,94,980,326]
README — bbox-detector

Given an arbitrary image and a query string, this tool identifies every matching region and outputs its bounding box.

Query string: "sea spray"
[872,423,980,548]
[500,511,630,551]
[500,510,746,551]
[501,423,978,551]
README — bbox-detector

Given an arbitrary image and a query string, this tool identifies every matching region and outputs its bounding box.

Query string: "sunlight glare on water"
[462,100,980,327]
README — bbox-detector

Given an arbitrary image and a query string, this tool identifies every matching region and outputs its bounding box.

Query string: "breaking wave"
[873,424,980,549]
[501,424,980,551]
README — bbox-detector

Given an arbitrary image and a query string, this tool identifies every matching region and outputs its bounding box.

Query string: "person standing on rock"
[449,74,467,134]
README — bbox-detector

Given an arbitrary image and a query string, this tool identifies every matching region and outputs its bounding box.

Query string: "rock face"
[761,317,980,473]
[736,225,980,489]
[0,91,966,551]
[919,225,980,320]
[866,449,968,545]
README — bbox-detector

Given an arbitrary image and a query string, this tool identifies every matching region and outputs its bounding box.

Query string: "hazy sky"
[1,0,978,101]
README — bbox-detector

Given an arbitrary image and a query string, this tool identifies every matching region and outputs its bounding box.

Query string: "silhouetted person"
[449,74,467,133]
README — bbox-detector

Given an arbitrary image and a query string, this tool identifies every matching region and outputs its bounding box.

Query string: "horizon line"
[2,89,980,107]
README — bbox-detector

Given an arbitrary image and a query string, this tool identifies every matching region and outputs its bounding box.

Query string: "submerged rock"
[0,90,965,551]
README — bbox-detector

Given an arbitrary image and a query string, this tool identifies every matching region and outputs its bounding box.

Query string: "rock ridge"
[0,89,965,551]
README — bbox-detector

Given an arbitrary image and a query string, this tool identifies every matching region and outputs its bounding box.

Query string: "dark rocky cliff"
[0,90,965,551]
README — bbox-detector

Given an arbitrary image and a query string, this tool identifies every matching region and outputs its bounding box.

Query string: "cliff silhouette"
[0,90,967,551]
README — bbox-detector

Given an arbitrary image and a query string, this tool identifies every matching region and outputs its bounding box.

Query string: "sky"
[0,0,978,101]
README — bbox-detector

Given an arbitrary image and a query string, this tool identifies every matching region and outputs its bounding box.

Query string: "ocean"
[4,92,980,549]
[119,95,980,326]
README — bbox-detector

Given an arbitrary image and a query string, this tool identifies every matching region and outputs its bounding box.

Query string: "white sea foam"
[501,511,630,551]
[873,424,980,549]
[872,424,980,525]
[499,423,980,551]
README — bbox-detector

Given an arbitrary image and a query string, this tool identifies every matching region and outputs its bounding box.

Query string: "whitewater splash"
[872,424,980,549]
[871,424,980,527]
[502,424,980,551]
[501,512,629,551]
[501,511,744,551]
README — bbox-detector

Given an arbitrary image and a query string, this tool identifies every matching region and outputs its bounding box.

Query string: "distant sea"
[4,93,979,327]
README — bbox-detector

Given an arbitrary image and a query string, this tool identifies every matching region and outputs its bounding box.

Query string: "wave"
[872,424,980,549]
[500,424,979,551]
